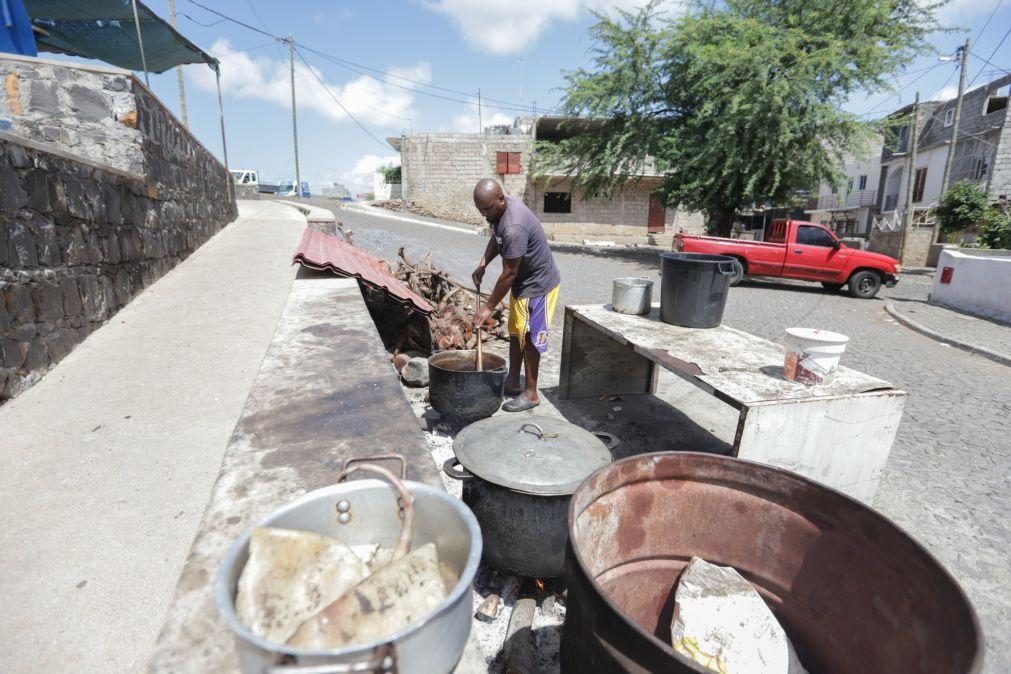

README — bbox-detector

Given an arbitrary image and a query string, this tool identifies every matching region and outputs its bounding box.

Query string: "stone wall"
[868,227,934,266]
[0,60,235,400]
[399,133,532,225]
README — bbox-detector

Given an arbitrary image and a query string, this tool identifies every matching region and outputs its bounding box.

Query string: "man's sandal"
[503,397,539,412]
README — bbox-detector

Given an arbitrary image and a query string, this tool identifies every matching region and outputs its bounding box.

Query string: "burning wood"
[395,248,509,352]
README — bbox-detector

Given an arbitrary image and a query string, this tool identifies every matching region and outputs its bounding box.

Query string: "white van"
[231,169,258,187]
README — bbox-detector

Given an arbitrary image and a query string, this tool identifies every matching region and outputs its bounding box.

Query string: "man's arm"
[472,236,499,287]
[473,257,519,329]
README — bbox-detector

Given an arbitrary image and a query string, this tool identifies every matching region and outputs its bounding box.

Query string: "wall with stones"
[0,59,235,400]
[868,227,933,266]
[399,133,532,225]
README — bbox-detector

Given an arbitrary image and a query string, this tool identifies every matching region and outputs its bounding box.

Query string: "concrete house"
[804,134,883,237]
[388,117,704,242]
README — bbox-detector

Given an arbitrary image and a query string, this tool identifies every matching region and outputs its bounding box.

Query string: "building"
[388,117,704,241]
[804,135,883,237]
[319,182,351,198]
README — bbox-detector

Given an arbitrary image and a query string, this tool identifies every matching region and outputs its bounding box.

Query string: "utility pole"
[900,91,920,263]
[288,35,302,198]
[167,0,188,128]
[940,38,970,195]
[477,89,483,133]
[130,0,150,87]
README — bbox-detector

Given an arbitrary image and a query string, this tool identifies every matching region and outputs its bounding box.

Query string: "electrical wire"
[292,46,390,150]
[182,0,551,115]
[969,51,1010,76]
[973,0,1003,46]
[968,25,1011,87]
[857,62,944,117]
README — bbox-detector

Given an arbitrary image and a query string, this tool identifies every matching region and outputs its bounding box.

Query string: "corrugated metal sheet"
[292,228,434,315]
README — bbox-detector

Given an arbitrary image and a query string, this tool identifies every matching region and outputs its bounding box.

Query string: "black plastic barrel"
[659,253,736,328]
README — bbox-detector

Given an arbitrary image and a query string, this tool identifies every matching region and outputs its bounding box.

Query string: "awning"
[24,0,216,73]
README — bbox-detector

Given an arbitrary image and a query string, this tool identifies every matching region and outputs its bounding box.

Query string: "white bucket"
[783,327,849,386]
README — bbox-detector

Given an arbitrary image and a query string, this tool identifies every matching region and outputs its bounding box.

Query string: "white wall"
[883,146,949,212]
[931,249,1011,322]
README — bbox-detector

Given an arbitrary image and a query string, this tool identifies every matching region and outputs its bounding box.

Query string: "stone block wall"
[868,227,933,266]
[0,60,235,400]
[399,133,532,225]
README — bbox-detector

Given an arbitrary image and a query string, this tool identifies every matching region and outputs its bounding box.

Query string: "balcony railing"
[814,190,878,210]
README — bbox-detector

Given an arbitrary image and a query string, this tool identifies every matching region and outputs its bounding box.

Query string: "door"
[784,225,846,281]
[648,194,666,233]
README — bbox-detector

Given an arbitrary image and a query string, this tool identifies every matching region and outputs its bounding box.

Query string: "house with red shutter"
[387,116,704,243]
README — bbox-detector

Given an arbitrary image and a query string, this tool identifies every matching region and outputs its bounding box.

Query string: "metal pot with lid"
[445,415,616,578]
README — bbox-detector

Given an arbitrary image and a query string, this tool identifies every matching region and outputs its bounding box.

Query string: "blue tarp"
[23,0,215,73]
[1,0,38,56]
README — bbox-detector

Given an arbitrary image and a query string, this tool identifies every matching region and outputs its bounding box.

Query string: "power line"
[857,62,944,117]
[968,25,1011,87]
[969,51,1011,76]
[973,0,1003,46]
[292,45,390,150]
[182,0,550,115]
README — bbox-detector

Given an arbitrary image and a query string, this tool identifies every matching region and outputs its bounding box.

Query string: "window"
[896,124,910,152]
[543,192,571,213]
[984,84,1009,115]
[858,175,868,190]
[797,225,836,247]
[944,108,955,127]
[847,177,854,192]
[913,167,928,203]
[496,151,522,174]
[973,157,988,180]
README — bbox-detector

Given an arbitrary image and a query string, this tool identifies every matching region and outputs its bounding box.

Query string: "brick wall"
[0,61,235,401]
[399,133,533,225]
[868,227,934,266]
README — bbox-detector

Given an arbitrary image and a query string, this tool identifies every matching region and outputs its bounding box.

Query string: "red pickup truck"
[674,219,900,299]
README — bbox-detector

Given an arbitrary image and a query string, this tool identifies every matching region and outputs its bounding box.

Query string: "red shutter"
[496,151,508,174]
[508,152,522,174]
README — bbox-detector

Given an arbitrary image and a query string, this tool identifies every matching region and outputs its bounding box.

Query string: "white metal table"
[559,304,907,503]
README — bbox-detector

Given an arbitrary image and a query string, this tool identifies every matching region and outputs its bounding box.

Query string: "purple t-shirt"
[493,196,562,298]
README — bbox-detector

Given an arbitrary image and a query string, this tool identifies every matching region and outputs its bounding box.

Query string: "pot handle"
[442,456,473,480]
[593,431,620,451]
[335,462,414,562]
[269,643,397,673]
[342,453,407,479]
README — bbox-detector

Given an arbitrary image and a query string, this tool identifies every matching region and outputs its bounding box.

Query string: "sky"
[49,0,1011,192]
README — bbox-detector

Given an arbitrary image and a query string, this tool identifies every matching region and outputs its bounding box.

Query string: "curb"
[340,203,480,236]
[884,301,1011,367]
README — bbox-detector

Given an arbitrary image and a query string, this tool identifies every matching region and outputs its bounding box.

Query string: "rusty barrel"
[561,452,983,674]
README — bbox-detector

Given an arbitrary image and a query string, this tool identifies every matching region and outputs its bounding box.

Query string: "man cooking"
[472,179,562,412]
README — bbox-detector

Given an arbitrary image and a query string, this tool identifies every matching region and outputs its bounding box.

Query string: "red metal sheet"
[292,228,434,315]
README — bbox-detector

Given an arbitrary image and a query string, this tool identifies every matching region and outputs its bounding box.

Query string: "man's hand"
[472,265,486,287]
[473,304,493,330]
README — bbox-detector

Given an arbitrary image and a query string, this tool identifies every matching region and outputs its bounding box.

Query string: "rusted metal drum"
[561,452,983,674]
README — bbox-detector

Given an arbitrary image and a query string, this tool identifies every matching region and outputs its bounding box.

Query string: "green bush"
[978,207,1011,250]
[935,181,989,235]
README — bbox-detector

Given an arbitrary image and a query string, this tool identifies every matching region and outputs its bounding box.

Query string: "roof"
[25,0,217,73]
[292,228,434,315]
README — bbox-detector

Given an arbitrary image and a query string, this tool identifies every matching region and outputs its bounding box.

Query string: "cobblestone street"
[322,202,1010,672]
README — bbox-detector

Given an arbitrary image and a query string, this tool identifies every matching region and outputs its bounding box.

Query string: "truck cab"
[231,170,258,187]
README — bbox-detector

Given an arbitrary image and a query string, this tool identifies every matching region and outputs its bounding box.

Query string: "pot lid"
[452,415,613,496]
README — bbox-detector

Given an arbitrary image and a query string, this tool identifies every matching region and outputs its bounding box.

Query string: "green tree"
[535,0,944,236]
[935,180,989,236]
[978,206,1011,250]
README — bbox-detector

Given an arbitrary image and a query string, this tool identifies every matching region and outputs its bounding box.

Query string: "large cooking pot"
[561,452,983,673]
[428,349,507,423]
[444,415,615,578]
[217,457,482,674]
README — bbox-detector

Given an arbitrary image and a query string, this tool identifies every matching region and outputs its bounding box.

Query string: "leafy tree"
[535,0,944,235]
[935,180,989,235]
[978,205,1011,250]
[380,165,402,183]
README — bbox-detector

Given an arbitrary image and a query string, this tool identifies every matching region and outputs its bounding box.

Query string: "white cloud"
[423,0,656,54]
[337,154,401,192]
[191,39,428,129]
[931,85,958,102]
[450,103,514,133]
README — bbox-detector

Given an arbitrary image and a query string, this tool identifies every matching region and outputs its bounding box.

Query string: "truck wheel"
[821,282,844,292]
[729,259,745,286]
[847,271,882,299]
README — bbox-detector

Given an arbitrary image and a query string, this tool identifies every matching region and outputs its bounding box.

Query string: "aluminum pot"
[611,277,653,315]
[428,350,507,423]
[445,416,616,578]
[560,452,983,674]
[216,456,482,674]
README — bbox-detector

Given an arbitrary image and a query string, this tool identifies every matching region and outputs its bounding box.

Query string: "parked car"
[231,169,258,188]
[674,219,900,298]
[277,180,311,198]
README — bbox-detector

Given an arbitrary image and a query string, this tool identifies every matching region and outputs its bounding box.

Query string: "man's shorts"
[508,285,560,354]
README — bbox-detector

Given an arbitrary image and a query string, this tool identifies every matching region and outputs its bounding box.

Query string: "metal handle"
[335,462,414,561]
[342,453,407,479]
[269,644,397,673]
[442,457,473,480]
[519,422,545,438]
[793,249,804,254]
[593,431,620,451]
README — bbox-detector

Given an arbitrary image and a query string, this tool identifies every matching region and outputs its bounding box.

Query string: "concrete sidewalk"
[0,200,306,673]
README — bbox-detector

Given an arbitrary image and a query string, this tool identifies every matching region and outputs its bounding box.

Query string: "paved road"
[324,202,1010,672]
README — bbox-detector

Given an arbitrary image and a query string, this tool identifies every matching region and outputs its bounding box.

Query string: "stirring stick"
[475,284,484,371]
